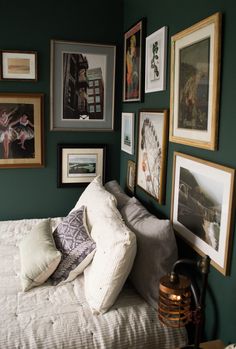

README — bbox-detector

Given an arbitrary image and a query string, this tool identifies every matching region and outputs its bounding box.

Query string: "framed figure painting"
[0,93,44,168]
[169,12,221,150]
[136,109,168,204]
[123,18,145,102]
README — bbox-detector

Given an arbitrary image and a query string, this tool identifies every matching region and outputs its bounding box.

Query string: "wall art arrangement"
[50,40,116,131]
[145,26,167,93]
[57,144,106,187]
[171,152,235,275]
[121,112,135,155]
[0,50,37,81]
[169,12,222,150]
[136,109,168,204]
[0,93,44,168]
[126,159,136,193]
[123,18,145,102]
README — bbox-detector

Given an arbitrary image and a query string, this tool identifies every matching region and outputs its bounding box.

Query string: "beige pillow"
[19,219,61,291]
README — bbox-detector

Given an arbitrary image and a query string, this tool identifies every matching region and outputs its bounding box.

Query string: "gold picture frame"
[126,160,136,193]
[0,93,44,168]
[171,152,235,275]
[136,109,168,204]
[169,12,222,150]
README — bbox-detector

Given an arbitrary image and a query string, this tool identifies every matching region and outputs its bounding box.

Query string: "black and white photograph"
[171,152,235,275]
[57,144,106,187]
[51,40,116,131]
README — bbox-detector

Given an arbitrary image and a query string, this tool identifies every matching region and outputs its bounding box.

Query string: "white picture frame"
[171,152,235,275]
[121,112,135,155]
[145,26,167,93]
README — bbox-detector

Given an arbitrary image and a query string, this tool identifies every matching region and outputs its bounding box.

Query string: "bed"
[0,179,188,349]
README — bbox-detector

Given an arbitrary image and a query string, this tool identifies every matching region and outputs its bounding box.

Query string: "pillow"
[50,206,96,286]
[105,180,131,210]
[19,219,61,292]
[84,216,137,314]
[120,197,178,310]
[71,176,119,230]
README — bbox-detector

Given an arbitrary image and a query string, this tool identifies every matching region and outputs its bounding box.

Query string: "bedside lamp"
[158,255,211,349]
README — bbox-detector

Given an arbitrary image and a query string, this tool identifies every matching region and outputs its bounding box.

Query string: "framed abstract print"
[171,152,235,275]
[57,144,106,187]
[0,93,44,168]
[51,40,116,131]
[145,26,167,93]
[121,112,135,155]
[137,109,168,204]
[123,18,145,102]
[169,12,221,150]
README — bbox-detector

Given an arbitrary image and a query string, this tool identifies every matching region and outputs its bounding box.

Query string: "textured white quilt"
[0,218,188,349]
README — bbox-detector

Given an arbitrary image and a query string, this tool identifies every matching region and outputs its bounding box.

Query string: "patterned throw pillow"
[50,206,96,286]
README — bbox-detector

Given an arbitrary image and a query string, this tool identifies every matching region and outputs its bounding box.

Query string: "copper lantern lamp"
[158,255,211,349]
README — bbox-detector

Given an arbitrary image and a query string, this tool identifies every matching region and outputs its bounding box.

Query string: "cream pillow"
[84,216,137,314]
[19,219,61,291]
[70,176,119,229]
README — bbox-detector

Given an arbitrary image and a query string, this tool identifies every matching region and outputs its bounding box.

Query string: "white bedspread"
[0,218,188,349]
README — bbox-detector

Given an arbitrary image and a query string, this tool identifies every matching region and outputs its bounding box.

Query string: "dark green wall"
[0,0,123,220]
[121,0,236,345]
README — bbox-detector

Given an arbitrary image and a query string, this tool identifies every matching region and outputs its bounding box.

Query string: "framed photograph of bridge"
[57,144,106,187]
[171,151,235,275]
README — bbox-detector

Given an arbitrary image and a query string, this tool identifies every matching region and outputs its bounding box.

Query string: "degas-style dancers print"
[0,103,34,159]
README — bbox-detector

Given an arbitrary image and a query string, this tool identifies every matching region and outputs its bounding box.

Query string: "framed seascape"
[171,152,235,275]
[57,144,106,187]
[0,93,44,168]
[121,112,135,155]
[136,109,168,204]
[1,51,37,81]
[123,19,145,102]
[145,26,167,93]
[169,13,221,150]
[51,40,116,131]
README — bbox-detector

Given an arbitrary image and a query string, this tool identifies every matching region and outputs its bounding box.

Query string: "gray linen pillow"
[51,206,96,286]
[105,180,131,210]
[120,197,178,310]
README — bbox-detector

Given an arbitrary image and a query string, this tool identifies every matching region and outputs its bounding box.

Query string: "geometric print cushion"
[50,206,96,286]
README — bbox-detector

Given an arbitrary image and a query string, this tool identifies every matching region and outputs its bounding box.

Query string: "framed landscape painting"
[0,93,44,168]
[169,12,221,150]
[123,18,145,102]
[136,109,168,204]
[51,40,116,131]
[1,50,37,81]
[171,152,235,275]
[57,144,106,187]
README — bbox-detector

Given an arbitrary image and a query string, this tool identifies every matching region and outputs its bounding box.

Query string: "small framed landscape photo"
[0,93,44,168]
[57,144,106,187]
[171,152,235,275]
[1,50,37,81]
[123,18,145,102]
[137,109,168,204]
[145,26,167,93]
[121,112,135,155]
[127,160,136,193]
[51,40,116,131]
[169,12,221,150]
